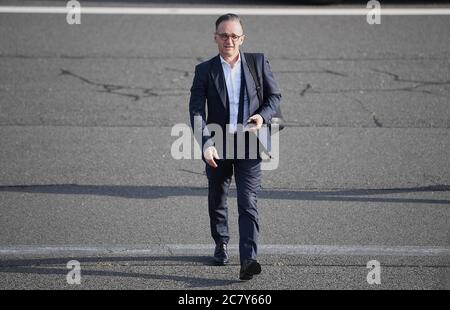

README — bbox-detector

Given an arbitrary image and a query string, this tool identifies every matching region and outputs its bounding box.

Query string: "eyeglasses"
[215,32,244,42]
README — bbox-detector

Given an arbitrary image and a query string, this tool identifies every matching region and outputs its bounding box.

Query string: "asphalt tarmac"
[0,2,449,289]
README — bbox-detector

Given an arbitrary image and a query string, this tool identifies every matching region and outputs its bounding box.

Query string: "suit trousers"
[205,158,262,265]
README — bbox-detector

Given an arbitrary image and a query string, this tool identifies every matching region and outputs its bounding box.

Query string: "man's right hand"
[204,146,220,168]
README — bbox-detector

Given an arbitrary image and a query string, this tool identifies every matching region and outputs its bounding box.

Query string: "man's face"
[214,20,245,58]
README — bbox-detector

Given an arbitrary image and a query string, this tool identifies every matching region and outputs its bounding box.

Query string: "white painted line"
[0,6,450,15]
[0,244,449,257]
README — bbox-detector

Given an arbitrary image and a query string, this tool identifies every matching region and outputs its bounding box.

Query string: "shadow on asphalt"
[1,184,449,204]
[0,256,242,287]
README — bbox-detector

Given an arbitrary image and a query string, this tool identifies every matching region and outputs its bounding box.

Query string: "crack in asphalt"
[179,169,206,176]
[372,115,383,128]
[371,68,450,87]
[277,69,348,77]
[165,67,190,77]
[300,83,312,97]
[343,95,383,128]
[7,56,448,104]
[0,54,197,60]
[299,84,435,96]
[297,68,450,97]
[279,55,450,62]
[59,68,188,101]
[3,61,443,128]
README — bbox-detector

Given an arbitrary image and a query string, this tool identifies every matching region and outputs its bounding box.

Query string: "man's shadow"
[0,256,242,288]
[0,184,449,205]
[1,183,448,287]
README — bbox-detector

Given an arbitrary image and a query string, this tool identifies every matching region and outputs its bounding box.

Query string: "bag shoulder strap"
[244,53,263,106]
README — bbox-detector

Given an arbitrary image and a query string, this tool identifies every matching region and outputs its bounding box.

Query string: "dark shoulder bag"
[244,53,285,130]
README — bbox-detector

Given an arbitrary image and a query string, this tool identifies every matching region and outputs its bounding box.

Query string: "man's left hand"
[245,114,263,133]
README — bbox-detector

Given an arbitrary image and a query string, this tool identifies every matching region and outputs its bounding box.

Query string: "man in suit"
[189,13,282,280]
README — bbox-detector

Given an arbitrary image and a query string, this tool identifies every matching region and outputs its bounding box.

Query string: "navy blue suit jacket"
[189,52,282,160]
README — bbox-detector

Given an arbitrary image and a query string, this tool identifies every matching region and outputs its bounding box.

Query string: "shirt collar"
[220,52,241,67]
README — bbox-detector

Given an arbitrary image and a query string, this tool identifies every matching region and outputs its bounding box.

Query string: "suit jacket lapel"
[210,55,227,110]
[241,52,259,114]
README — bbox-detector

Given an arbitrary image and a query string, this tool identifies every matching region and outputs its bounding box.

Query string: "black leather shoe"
[213,243,229,265]
[239,259,261,281]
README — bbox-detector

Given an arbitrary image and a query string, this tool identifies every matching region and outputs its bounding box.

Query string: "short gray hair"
[215,13,244,32]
